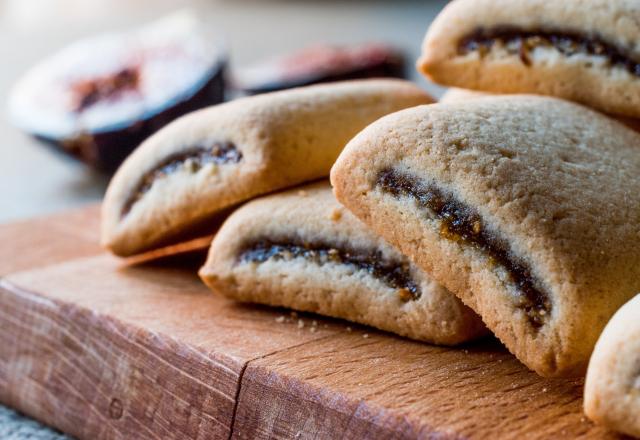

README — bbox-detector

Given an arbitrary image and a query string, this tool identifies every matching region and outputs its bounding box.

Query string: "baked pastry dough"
[440,87,640,133]
[199,182,487,345]
[331,95,640,376]
[101,79,432,256]
[585,294,640,438]
[418,0,640,117]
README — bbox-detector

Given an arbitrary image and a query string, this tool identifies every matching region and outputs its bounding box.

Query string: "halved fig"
[233,43,405,95]
[8,11,226,172]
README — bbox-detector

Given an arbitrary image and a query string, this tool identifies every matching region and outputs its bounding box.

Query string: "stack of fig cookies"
[101,0,640,437]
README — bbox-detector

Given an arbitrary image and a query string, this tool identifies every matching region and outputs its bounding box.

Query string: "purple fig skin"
[35,62,226,173]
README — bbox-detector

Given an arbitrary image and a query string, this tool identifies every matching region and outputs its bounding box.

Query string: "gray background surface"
[0,0,446,437]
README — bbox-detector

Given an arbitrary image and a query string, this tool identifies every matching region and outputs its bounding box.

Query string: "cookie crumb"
[275,316,285,323]
[363,333,369,339]
[297,190,308,197]
[346,326,352,332]
[311,320,318,327]
[542,387,548,393]
[310,327,317,333]
[297,319,305,329]
[328,208,342,221]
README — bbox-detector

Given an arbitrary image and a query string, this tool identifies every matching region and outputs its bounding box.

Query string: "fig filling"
[239,239,421,301]
[121,141,241,217]
[376,168,550,328]
[73,67,141,112]
[458,26,640,75]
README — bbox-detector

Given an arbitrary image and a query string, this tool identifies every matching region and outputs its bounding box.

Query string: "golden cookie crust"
[584,294,640,438]
[440,87,640,133]
[102,79,432,256]
[418,0,640,117]
[331,95,640,377]
[199,182,487,346]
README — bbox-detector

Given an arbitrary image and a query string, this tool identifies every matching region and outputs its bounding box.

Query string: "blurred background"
[0,0,447,224]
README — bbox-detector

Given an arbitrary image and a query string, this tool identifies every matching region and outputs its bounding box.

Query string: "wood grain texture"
[0,256,339,439]
[0,208,624,439]
[4,256,338,361]
[0,280,239,439]
[234,332,620,439]
[0,204,101,275]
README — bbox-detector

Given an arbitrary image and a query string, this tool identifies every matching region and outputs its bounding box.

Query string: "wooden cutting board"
[0,206,622,439]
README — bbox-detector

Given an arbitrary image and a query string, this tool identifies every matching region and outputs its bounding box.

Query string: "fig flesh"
[8,11,226,172]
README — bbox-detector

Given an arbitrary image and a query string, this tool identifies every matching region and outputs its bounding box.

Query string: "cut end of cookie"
[102,79,433,256]
[200,181,487,346]
[418,0,640,117]
[332,95,640,377]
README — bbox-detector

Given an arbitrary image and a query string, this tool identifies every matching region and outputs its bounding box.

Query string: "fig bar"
[417,0,640,117]
[439,87,640,133]
[120,142,241,217]
[234,43,405,95]
[101,79,432,256]
[240,240,421,300]
[376,168,550,329]
[331,95,640,377]
[199,182,487,345]
[585,294,640,438]
[8,11,226,172]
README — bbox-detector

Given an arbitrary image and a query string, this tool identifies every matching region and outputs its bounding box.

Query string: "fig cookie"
[331,96,640,377]
[584,294,640,438]
[418,0,640,117]
[102,79,432,256]
[199,182,487,346]
[440,87,640,133]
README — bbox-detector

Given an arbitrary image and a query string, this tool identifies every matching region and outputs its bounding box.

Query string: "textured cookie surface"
[440,87,640,133]
[585,294,640,438]
[199,182,487,345]
[331,95,640,377]
[419,0,640,117]
[102,79,432,256]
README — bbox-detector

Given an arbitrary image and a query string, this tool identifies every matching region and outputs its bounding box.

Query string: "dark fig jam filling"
[239,239,421,301]
[376,168,550,328]
[458,26,640,75]
[121,141,242,217]
[73,67,141,112]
